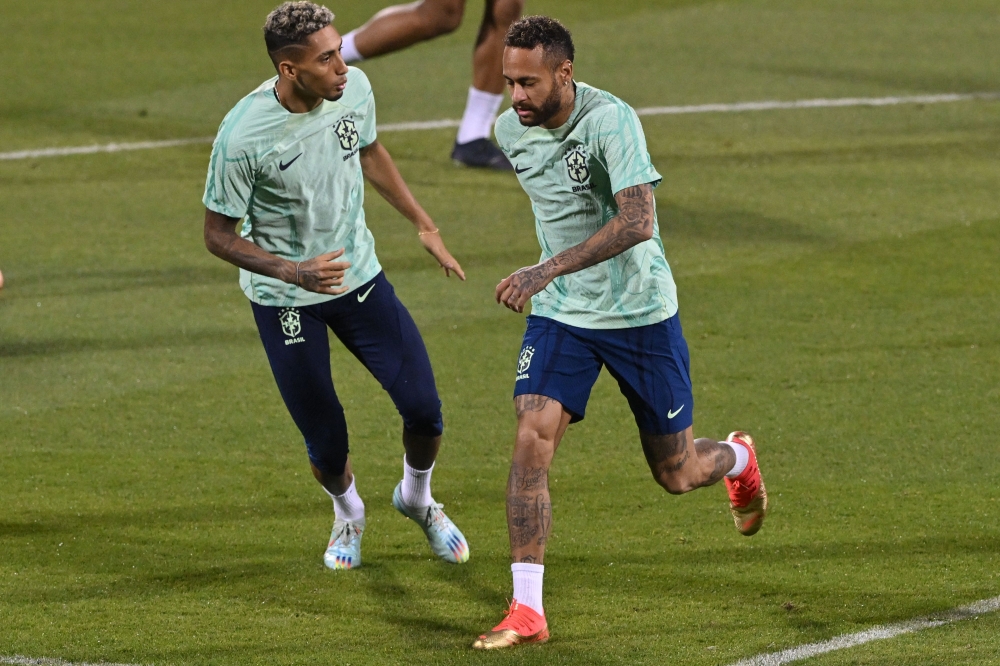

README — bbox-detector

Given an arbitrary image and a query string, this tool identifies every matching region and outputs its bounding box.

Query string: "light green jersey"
[203,67,381,307]
[495,82,677,329]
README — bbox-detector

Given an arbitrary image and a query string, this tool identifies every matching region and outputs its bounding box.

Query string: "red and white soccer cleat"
[472,600,549,650]
[725,431,768,536]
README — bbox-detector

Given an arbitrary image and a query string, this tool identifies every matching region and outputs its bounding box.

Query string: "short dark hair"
[264,2,335,54]
[505,15,574,64]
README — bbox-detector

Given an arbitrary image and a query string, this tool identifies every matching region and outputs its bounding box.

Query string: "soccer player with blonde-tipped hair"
[472,16,768,649]
[203,2,469,571]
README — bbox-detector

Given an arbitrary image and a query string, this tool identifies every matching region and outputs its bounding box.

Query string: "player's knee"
[653,468,698,495]
[403,413,444,438]
[418,0,465,36]
[306,441,349,478]
[513,427,555,468]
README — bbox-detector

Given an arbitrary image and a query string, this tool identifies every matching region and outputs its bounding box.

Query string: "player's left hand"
[419,231,466,280]
[495,263,552,313]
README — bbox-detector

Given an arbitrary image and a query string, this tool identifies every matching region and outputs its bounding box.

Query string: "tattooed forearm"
[544,183,655,278]
[514,394,553,418]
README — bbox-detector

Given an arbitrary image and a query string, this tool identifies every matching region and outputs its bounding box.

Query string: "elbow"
[639,224,655,243]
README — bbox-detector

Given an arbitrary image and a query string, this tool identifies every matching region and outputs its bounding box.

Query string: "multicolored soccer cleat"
[472,600,549,650]
[725,431,768,536]
[392,481,469,564]
[324,519,364,570]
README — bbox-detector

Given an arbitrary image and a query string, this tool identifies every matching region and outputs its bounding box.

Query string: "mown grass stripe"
[2,92,998,161]
[0,656,144,666]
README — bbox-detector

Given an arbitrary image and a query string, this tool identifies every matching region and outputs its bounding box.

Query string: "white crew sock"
[511,563,545,615]
[401,456,434,507]
[341,30,363,63]
[724,441,750,478]
[456,87,505,144]
[326,479,366,523]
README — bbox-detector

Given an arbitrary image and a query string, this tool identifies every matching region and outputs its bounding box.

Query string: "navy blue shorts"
[513,314,694,435]
[251,272,442,476]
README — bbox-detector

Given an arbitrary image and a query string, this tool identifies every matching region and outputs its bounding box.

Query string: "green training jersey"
[203,67,381,307]
[495,82,677,329]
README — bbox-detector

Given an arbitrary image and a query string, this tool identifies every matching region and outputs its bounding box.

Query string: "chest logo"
[279,308,302,338]
[335,118,360,152]
[564,147,590,184]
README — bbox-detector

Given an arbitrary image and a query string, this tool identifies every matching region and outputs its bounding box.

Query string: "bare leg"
[640,427,736,495]
[352,0,467,58]
[507,395,571,564]
[402,429,441,470]
[472,0,525,94]
[311,458,354,495]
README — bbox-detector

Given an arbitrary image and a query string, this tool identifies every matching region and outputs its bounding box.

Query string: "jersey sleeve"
[202,116,256,220]
[351,68,377,147]
[598,102,662,194]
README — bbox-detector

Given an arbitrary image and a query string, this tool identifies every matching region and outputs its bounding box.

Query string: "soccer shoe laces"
[493,600,542,634]
[423,502,448,530]
[331,522,360,546]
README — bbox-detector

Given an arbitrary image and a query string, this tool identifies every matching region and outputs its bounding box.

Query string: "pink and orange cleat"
[472,600,549,650]
[725,431,768,536]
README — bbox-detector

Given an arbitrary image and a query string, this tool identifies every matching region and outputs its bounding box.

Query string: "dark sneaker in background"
[451,138,514,170]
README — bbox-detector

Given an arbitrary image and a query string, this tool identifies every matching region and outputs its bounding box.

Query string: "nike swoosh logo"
[357,284,376,303]
[279,153,303,171]
[667,405,685,419]
[514,165,531,174]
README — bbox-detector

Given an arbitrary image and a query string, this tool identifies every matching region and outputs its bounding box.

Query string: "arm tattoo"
[545,183,654,277]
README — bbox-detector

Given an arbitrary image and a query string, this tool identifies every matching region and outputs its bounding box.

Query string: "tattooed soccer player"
[472,15,769,649]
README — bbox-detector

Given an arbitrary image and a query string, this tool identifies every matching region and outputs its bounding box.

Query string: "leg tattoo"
[507,463,552,561]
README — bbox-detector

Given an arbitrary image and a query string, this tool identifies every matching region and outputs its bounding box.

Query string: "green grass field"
[2,1,999,664]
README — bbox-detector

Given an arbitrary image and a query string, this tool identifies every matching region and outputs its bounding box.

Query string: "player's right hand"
[294,249,352,295]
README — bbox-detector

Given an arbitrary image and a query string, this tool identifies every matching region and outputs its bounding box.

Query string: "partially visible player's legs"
[451,0,523,169]
[250,302,366,570]
[328,273,469,563]
[340,0,522,169]
[603,314,768,535]
[343,0,467,58]
[473,394,569,649]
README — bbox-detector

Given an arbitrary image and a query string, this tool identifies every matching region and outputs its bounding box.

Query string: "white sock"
[326,479,365,523]
[456,87,505,144]
[511,563,545,615]
[341,30,363,63]
[401,456,434,507]
[724,441,750,478]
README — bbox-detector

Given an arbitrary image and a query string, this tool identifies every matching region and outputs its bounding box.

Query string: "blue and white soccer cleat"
[392,481,470,563]
[324,519,364,570]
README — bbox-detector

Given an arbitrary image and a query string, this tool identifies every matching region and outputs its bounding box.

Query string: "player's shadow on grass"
[4,265,234,299]
[353,557,503,647]
[0,328,259,358]
[659,203,824,245]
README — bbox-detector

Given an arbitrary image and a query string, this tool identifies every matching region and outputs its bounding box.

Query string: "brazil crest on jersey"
[203,67,381,307]
[495,82,677,329]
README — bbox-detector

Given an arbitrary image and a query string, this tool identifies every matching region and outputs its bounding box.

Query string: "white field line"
[728,595,1000,666]
[1,91,998,162]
